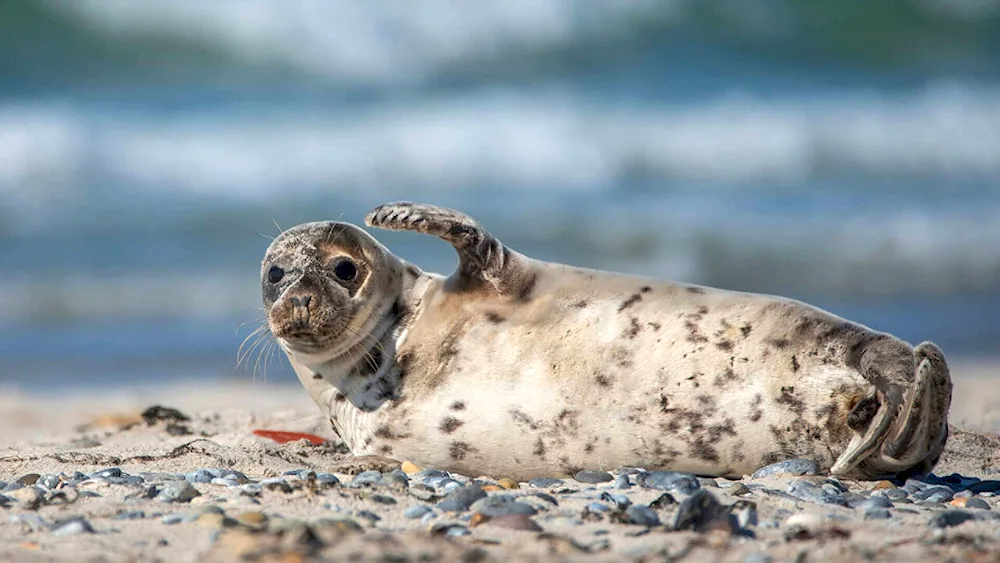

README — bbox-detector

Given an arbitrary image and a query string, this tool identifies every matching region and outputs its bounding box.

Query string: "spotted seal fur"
[260,201,952,481]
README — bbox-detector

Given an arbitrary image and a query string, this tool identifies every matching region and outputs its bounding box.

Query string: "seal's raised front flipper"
[365,202,534,298]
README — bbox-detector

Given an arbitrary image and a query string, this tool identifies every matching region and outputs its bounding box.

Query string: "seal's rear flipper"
[365,202,532,297]
[830,388,897,476]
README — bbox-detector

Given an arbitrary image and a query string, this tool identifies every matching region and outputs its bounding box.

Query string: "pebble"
[470,495,538,517]
[15,473,41,486]
[673,489,734,533]
[613,474,632,489]
[8,486,44,510]
[928,510,976,528]
[485,514,543,532]
[787,480,844,505]
[39,475,61,490]
[751,459,819,479]
[586,502,611,514]
[259,478,292,493]
[404,505,433,519]
[315,473,340,487]
[966,498,991,510]
[370,494,398,505]
[744,554,773,563]
[351,470,384,488]
[381,469,409,489]
[528,478,563,488]
[437,484,487,512]
[156,481,202,503]
[600,492,631,511]
[186,470,215,484]
[51,517,95,536]
[912,485,954,503]
[407,484,437,502]
[161,514,185,525]
[400,461,422,474]
[498,478,519,490]
[575,470,613,484]
[640,471,701,495]
[239,484,262,497]
[211,478,239,487]
[864,508,892,520]
[728,484,751,496]
[625,505,660,527]
[429,522,470,537]
[355,510,381,523]
[234,511,267,529]
[113,510,147,521]
[854,496,892,510]
[92,468,122,479]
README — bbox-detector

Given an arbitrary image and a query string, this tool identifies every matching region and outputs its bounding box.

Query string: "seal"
[260,201,952,481]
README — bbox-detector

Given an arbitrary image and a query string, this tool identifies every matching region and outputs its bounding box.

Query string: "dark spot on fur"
[791,355,800,372]
[690,437,720,463]
[647,321,662,331]
[334,393,347,403]
[612,347,633,368]
[777,386,806,417]
[658,394,670,412]
[510,409,540,431]
[439,417,464,434]
[572,299,589,308]
[768,338,791,350]
[640,286,652,293]
[595,373,612,387]
[450,401,466,411]
[749,393,763,422]
[517,273,537,302]
[584,443,594,453]
[555,409,581,435]
[533,438,546,458]
[374,425,394,439]
[713,367,739,387]
[449,442,474,460]
[484,311,505,324]
[716,340,733,352]
[619,293,642,312]
[686,286,706,294]
[378,445,393,456]
[740,324,752,338]
[685,321,708,344]
[696,395,717,411]
[312,373,322,380]
[625,317,641,338]
[405,264,421,278]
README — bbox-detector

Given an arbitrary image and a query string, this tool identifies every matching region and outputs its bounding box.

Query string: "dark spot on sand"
[595,373,612,387]
[791,355,800,372]
[640,286,652,293]
[619,293,642,312]
[686,286,706,294]
[484,311,505,324]
[716,340,733,352]
[449,442,474,460]
[439,417,464,434]
[740,324,752,338]
[449,401,466,411]
[572,299,589,308]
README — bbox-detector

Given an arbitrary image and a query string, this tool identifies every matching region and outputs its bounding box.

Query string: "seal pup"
[260,202,952,481]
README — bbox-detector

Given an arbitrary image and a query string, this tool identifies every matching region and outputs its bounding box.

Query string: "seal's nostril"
[291,296,312,308]
[302,295,312,307]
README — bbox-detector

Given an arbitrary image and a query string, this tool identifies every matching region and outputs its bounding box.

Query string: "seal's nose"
[290,295,313,327]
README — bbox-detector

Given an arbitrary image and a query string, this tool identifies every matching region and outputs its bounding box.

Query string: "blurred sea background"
[1,0,998,392]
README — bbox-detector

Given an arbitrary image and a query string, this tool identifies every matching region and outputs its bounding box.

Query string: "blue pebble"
[966,498,991,510]
[113,510,147,521]
[626,505,660,526]
[750,459,819,479]
[600,492,631,511]
[586,502,611,513]
[528,478,564,488]
[316,473,340,486]
[124,476,145,485]
[613,474,631,489]
[92,468,123,479]
[211,478,238,487]
[440,480,463,494]
[161,514,185,525]
[640,471,700,495]
[864,508,892,520]
[351,470,383,487]
[185,470,215,484]
[854,496,892,510]
[404,505,433,519]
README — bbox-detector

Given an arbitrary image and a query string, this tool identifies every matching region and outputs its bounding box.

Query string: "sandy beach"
[1,360,999,563]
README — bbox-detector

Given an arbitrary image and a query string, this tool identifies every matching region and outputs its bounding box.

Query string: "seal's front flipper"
[365,202,532,297]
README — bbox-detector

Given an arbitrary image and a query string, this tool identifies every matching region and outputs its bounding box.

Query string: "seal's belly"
[377,276,873,479]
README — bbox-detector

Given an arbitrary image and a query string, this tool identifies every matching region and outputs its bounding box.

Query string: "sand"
[1,360,999,562]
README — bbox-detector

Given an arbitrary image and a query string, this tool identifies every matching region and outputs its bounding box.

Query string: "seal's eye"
[267,266,285,284]
[332,258,358,282]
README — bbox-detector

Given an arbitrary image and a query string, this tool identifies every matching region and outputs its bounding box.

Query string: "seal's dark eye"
[267,266,284,284]
[333,259,358,282]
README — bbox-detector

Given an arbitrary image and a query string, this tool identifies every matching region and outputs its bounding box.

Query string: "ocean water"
[1,0,999,391]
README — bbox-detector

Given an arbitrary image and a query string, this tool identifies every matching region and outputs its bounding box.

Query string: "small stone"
[855,496,892,510]
[15,474,41,486]
[966,498,991,510]
[485,514,543,532]
[586,502,611,514]
[599,492,631,511]
[575,470,613,484]
[613,474,632,489]
[912,485,954,503]
[92,468,122,479]
[351,470,383,488]
[673,489,735,533]
[316,473,340,487]
[161,514,185,525]
[928,510,975,528]
[470,495,538,518]
[38,475,61,490]
[698,478,719,488]
[744,553,773,563]
[239,484,262,497]
[311,518,365,543]
[732,500,758,528]
[872,480,896,490]
[864,508,892,520]
[528,478,563,488]
[355,510,381,523]
[625,505,660,527]
[641,471,701,495]
[9,487,44,510]
[196,512,229,530]
[728,484,751,496]
[234,511,267,529]
[51,517,94,536]
[498,478,519,490]
[751,459,819,479]
[401,461,422,474]
[186,470,215,484]
[429,522,470,537]
[370,494,398,505]
[210,478,239,487]
[113,510,146,521]
[407,484,437,501]
[381,469,409,489]
[649,493,677,509]
[787,480,844,505]
[259,478,292,493]
[156,481,201,503]
[482,485,503,493]
[437,484,487,512]
[404,505,433,519]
